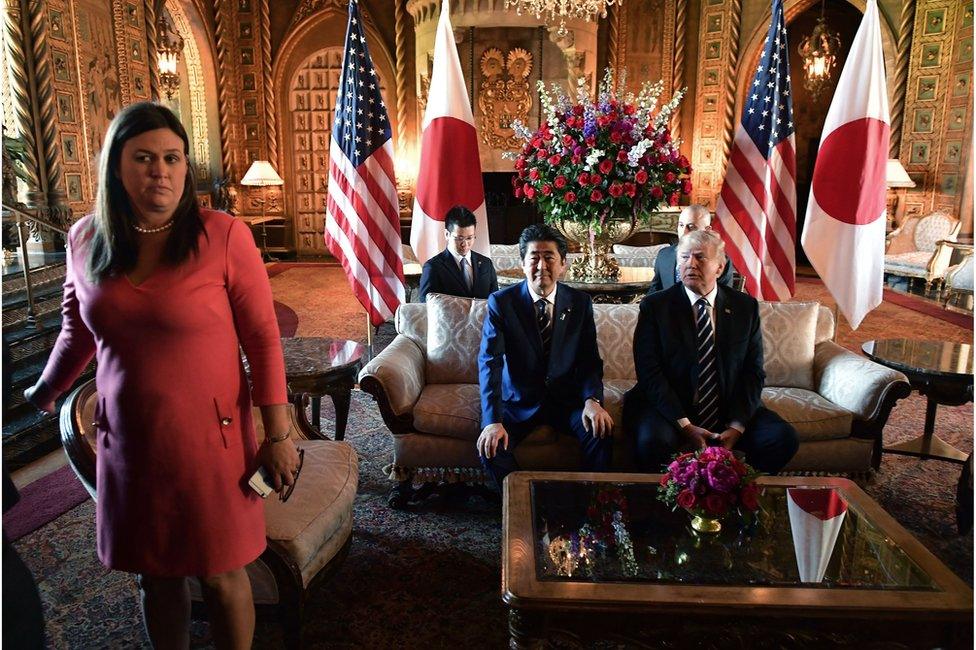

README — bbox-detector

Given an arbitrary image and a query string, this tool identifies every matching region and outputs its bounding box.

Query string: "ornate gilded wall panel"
[618,0,676,102]
[286,48,390,256]
[899,0,973,220]
[690,0,742,207]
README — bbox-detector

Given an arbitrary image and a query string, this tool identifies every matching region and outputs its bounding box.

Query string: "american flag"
[325,0,405,326]
[714,0,796,301]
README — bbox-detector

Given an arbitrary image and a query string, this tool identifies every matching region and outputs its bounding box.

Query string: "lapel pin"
[724,308,732,314]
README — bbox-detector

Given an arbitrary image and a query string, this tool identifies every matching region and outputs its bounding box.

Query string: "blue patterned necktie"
[536,298,552,355]
[695,298,720,432]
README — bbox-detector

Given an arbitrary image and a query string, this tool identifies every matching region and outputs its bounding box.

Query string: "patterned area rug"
[14,266,973,648]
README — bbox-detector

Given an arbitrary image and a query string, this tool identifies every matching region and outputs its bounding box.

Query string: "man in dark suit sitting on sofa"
[624,229,798,474]
[419,205,498,302]
[477,223,614,487]
[648,204,735,293]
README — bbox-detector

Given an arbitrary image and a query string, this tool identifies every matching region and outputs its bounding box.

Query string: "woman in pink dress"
[25,102,300,649]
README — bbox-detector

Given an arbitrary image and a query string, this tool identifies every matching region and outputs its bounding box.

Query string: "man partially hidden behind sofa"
[647,204,735,293]
[477,224,614,487]
[419,205,498,302]
[623,229,798,474]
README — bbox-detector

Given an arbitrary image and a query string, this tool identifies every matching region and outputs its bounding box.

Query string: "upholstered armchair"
[884,212,962,290]
[60,381,358,649]
[611,243,669,268]
[943,243,974,310]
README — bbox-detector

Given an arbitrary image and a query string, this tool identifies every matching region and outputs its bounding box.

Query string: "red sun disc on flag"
[415,116,485,222]
[811,117,890,226]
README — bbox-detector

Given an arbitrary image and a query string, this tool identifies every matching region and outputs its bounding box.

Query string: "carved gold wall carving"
[213,0,235,178]
[618,0,676,103]
[691,0,742,207]
[889,0,916,157]
[671,0,688,140]
[3,0,42,196]
[898,0,973,221]
[478,46,532,150]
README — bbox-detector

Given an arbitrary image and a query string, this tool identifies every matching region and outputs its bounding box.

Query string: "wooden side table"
[281,337,365,441]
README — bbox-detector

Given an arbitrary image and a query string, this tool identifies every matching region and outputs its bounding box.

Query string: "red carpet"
[3,465,89,542]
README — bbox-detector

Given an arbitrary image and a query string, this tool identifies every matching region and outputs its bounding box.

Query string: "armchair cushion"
[758,301,818,390]
[264,440,358,585]
[883,251,938,278]
[426,294,486,384]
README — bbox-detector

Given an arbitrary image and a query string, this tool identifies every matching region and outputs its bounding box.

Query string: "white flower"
[585,148,604,170]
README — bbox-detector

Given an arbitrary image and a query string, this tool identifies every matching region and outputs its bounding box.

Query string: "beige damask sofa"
[359,294,910,506]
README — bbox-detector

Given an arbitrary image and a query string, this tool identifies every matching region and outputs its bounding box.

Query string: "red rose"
[536,149,548,159]
[562,134,574,146]
[679,154,690,167]
[650,185,664,199]
[528,168,540,181]
[573,105,584,116]
[669,192,680,206]
[676,489,697,510]
[703,493,729,516]
[661,131,672,144]
[517,169,527,179]
[659,473,672,487]
[624,104,636,115]
[585,136,596,147]
[515,158,526,171]
[635,169,649,184]
[514,186,523,199]
[524,184,535,199]
[577,172,590,185]
[609,131,623,144]
[541,184,552,195]
[563,191,577,203]
[554,175,567,189]
[548,154,562,165]
[665,172,677,183]
[617,150,629,162]
[608,183,623,198]
[682,179,693,194]
[624,182,636,197]
[590,189,604,202]
[740,484,760,511]
[531,137,542,148]
[571,155,582,164]
[589,173,602,186]
[599,159,614,175]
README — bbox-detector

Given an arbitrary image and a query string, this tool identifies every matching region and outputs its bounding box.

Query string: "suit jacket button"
[221,417,232,426]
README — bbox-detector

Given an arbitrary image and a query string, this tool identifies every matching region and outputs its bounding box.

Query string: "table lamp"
[240,160,285,256]
[886,159,916,230]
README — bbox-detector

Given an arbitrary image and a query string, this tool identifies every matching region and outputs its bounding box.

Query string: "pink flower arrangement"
[507,69,692,230]
[658,447,762,519]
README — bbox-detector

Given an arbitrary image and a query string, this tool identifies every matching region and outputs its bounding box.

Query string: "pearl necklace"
[132,218,174,234]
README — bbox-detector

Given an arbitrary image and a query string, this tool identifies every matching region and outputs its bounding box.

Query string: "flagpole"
[365,311,374,353]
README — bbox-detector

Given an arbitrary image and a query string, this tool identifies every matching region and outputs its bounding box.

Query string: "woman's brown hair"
[85,102,204,282]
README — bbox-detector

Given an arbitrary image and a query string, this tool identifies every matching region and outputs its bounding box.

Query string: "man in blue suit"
[419,205,498,302]
[477,224,614,487]
[647,204,735,293]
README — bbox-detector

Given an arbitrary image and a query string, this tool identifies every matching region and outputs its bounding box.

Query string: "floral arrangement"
[658,447,762,521]
[508,69,692,230]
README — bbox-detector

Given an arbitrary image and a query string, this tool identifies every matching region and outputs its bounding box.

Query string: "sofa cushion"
[758,301,818,390]
[426,294,486,384]
[594,305,639,380]
[761,386,853,442]
[612,243,669,268]
[413,383,482,441]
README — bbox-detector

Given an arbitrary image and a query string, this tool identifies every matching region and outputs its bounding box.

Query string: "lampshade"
[240,161,284,187]
[885,159,915,188]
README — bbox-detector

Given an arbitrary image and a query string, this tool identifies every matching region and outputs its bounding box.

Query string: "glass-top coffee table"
[502,472,972,648]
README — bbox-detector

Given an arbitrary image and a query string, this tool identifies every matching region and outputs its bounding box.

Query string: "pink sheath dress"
[40,209,287,577]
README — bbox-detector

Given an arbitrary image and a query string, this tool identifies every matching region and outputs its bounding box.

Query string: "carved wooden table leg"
[508,608,545,650]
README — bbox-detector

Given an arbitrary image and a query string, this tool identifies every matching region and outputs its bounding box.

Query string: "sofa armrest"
[358,335,425,435]
[814,340,911,422]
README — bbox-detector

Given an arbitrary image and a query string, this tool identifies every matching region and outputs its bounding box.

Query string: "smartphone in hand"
[248,466,275,499]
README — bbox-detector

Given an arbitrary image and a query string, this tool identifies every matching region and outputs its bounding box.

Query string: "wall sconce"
[797,0,841,100]
[885,158,916,230]
[156,14,184,100]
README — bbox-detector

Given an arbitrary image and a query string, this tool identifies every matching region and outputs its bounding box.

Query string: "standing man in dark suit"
[419,205,498,302]
[648,204,735,293]
[477,224,614,487]
[624,229,797,474]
